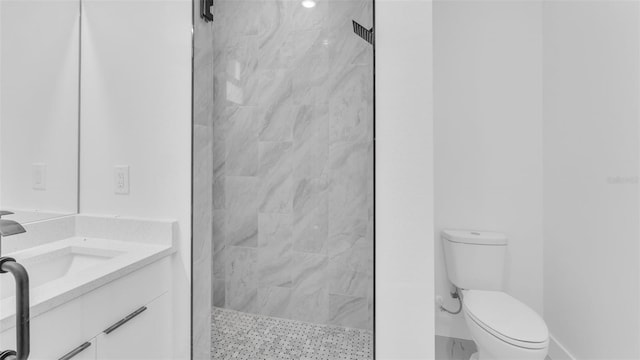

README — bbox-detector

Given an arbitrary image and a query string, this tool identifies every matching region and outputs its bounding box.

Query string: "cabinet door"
[1,295,85,360]
[96,293,171,359]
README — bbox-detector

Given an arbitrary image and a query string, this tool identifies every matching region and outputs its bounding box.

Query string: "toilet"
[441,230,549,360]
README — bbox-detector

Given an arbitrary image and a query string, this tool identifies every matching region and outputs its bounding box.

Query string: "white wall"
[433,0,544,339]
[543,2,640,358]
[0,0,79,216]
[376,0,435,358]
[0,0,3,207]
[79,1,192,357]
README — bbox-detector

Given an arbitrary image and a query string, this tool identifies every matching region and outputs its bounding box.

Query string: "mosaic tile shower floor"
[212,307,373,360]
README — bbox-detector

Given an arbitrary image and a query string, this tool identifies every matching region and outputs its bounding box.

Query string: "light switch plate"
[32,163,46,190]
[114,166,130,195]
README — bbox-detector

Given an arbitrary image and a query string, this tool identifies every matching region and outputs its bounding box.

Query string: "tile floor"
[212,307,373,360]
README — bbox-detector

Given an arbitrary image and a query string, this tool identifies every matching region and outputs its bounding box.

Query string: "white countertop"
[0,236,175,331]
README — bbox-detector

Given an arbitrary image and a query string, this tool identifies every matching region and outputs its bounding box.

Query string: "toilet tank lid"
[441,230,507,245]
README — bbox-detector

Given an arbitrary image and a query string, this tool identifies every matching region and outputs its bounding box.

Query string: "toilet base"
[470,353,479,360]
[464,311,548,360]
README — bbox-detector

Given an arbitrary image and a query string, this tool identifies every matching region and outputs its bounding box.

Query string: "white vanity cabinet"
[57,293,171,360]
[0,257,172,359]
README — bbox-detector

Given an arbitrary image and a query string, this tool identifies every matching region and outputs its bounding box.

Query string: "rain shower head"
[353,20,374,45]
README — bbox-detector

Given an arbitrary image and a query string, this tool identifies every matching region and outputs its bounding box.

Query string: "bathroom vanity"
[0,0,192,357]
[0,215,176,359]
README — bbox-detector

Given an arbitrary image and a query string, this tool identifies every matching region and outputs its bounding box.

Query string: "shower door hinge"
[201,0,213,22]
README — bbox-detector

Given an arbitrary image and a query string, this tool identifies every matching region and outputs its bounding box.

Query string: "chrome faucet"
[0,211,26,256]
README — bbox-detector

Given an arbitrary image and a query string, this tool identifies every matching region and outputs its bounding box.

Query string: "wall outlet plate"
[114,165,130,195]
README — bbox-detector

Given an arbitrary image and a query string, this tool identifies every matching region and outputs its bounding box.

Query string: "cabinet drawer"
[80,257,170,339]
[96,292,171,359]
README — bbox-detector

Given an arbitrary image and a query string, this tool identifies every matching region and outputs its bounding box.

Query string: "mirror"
[0,0,80,224]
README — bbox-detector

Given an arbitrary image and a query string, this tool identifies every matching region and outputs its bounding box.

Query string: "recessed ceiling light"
[301,0,316,8]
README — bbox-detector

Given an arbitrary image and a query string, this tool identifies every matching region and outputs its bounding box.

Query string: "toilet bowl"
[441,230,549,360]
[462,290,548,360]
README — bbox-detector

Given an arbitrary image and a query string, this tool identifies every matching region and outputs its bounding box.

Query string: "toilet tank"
[441,230,508,291]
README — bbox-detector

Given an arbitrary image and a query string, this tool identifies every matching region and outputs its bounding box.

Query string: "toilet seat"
[463,290,548,350]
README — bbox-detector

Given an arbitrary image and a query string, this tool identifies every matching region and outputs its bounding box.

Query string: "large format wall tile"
[291,33,330,106]
[258,104,295,141]
[328,294,369,329]
[226,246,258,312]
[247,70,292,107]
[212,279,226,308]
[258,285,292,318]
[212,210,226,253]
[329,261,370,298]
[258,213,293,286]
[212,125,227,210]
[293,105,329,178]
[329,65,373,143]
[213,245,227,287]
[226,108,259,176]
[293,177,328,253]
[226,176,259,246]
[290,252,329,323]
[259,142,293,213]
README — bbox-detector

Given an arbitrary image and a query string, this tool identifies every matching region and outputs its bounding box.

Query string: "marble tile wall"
[211,0,374,330]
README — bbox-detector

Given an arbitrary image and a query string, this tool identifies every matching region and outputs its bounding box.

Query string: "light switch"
[114,166,130,195]
[32,163,46,190]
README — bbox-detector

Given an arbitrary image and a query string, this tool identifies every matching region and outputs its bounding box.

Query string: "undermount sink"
[1,245,124,300]
[0,234,174,331]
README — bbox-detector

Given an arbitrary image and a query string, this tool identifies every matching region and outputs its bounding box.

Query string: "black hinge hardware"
[201,0,213,22]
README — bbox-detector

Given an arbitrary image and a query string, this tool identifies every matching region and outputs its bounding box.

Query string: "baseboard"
[548,334,577,360]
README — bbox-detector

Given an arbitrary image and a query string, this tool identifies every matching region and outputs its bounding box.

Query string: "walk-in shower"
[192,0,375,358]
